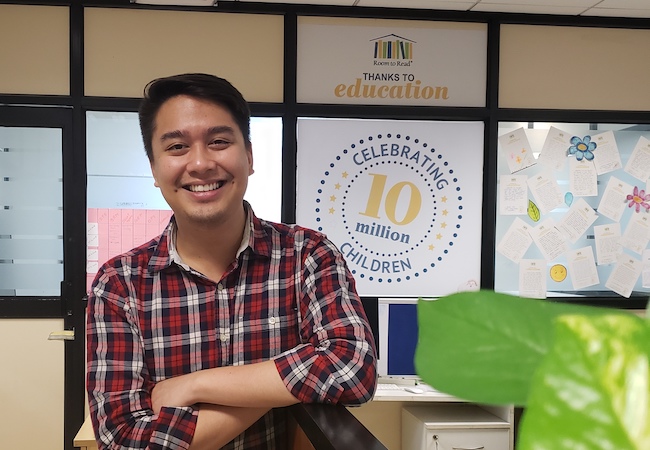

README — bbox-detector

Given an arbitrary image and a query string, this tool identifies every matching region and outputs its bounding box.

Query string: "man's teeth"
[188,182,223,192]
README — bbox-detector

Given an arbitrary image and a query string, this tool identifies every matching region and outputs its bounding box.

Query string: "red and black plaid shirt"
[86,204,377,449]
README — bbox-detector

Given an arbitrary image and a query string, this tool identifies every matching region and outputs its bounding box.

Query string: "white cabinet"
[402,404,511,450]
[349,387,514,450]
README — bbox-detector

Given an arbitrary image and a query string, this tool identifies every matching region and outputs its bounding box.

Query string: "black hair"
[138,73,251,161]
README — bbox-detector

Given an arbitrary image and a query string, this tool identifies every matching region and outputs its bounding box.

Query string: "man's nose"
[188,145,215,171]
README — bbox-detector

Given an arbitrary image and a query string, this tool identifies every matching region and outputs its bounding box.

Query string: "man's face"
[149,95,253,227]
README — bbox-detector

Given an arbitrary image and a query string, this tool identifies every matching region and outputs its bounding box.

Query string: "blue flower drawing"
[568,135,596,161]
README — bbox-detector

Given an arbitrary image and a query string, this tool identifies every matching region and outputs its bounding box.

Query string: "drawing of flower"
[626,186,650,213]
[568,135,596,161]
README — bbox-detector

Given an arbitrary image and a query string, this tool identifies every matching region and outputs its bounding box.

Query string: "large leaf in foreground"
[415,290,626,405]
[518,314,650,450]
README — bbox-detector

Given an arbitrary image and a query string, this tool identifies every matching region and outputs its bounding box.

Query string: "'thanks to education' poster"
[296,118,484,297]
[296,17,487,107]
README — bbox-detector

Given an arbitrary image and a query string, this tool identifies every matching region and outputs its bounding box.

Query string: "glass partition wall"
[0,126,63,297]
[85,112,283,291]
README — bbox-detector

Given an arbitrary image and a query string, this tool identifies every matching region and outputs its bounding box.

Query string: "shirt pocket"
[238,301,300,362]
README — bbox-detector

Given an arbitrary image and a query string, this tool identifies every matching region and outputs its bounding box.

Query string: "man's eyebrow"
[159,126,235,142]
[207,125,236,136]
[159,130,184,142]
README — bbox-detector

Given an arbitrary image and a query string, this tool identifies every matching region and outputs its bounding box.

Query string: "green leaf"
[414,290,626,405]
[518,314,650,450]
[528,200,541,222]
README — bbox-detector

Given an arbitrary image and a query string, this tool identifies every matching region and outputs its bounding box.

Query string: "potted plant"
[415,290,649,449]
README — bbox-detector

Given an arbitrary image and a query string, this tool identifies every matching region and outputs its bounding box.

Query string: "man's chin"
[186,212,224,225]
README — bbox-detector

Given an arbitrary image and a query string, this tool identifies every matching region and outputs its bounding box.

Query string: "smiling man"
[86,73,377,450]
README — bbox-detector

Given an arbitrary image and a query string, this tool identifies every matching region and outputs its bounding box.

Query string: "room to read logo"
[313,132,464,286]
[371,34,415,64]
[332,33,451,101]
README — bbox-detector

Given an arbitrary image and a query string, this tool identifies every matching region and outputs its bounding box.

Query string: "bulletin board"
[495,122,650,301]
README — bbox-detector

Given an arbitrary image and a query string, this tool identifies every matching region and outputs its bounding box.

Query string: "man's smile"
[185,181,225,192]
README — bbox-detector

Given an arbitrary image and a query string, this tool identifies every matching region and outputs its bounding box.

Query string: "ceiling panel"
[471,4,589,15]
[477,0,598,6]
[237,0,354,4]
[598,0,650,7]
[211,0,650,18]
[356,0,476,8]
[582,8,650,17]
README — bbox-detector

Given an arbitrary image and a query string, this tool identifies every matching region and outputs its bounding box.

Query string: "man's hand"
[150,372,274,449]
[151,372,198,415]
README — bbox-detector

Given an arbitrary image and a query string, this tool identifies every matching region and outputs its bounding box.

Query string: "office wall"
[0,319,65,450]
[1,7,649,450]
[0,5,69,95]
[0,6,68,449]
[84,8,284,101]
[348,402,405,450]
[500,24,650,110]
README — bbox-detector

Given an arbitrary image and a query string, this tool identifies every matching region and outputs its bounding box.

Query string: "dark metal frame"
[288,403,388,449]
[1,2,649,449]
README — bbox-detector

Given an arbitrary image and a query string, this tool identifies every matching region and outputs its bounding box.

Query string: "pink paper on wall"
[108,209,122,260]
[97,208,109,272]
[133,209,147,246]
[86,208,172,292]
[146,210,160,240]
[121,209,134,253]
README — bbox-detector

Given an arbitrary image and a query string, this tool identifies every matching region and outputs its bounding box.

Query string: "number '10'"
[360,173,422,225]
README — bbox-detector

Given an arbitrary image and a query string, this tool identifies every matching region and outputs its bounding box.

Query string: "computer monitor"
[376,297,420,381]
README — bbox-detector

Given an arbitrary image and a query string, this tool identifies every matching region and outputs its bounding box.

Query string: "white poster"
[568,158,598,197]
[529,218,567,262]
[499,175,528,215]
[296,17,487,106]
[537,126,571,171]
[497,217,533,263]
[556,198,598,244]
[605,254,643,298]
[566,246,600,290]
[624,136,650,182]
[519,259,547,299]
[593,223,622,266]
[527,171,564,215]
[296,118,484,297]
[498,128,536,174]
[591,130,622,175]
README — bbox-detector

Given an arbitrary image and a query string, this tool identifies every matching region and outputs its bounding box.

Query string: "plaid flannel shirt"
[86,204,377,450]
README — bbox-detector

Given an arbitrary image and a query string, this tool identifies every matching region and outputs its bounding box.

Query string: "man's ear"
[247,144,254,175]
[150,162,160,187]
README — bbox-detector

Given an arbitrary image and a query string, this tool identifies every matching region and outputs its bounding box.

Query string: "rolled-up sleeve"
[274,237,378,405]
[86,268,198,450]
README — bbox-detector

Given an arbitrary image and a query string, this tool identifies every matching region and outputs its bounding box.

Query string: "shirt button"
[268,317,277,325]
[220,334,229,342]
[217,283,224,290]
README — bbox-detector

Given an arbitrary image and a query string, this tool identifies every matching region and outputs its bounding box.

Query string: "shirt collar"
[148,201,272,273]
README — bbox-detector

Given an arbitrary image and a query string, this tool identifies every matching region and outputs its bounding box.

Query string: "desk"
[74,416,96,450]
[373,385,460,402]
[347,384,514,450]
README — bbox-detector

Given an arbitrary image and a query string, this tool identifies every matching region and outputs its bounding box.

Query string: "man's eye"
[167,143,186,151]
[210,139,230,148]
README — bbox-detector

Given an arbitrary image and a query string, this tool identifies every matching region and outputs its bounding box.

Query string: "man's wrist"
[188,370,206,406]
